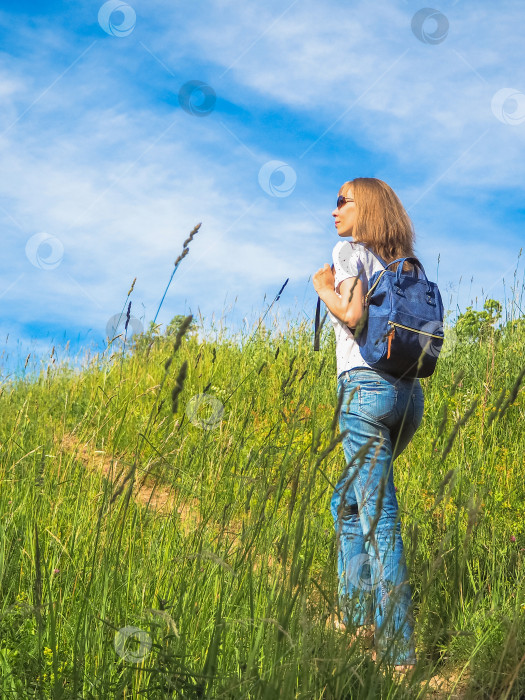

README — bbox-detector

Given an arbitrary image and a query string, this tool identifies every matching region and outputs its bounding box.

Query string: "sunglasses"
[336,195,355,208]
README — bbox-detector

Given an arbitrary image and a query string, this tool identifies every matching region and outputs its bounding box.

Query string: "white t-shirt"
[327,240,385,379]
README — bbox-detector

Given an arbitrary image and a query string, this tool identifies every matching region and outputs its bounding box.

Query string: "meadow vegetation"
[0,275,524,698]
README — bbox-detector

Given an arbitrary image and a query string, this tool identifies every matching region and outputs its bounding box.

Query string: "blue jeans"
[331,368,424,665]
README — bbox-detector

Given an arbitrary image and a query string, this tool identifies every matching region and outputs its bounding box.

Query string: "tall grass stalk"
[0,267,524,698]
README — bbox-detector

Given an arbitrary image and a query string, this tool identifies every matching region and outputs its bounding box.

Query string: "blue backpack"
[314,252,445,379]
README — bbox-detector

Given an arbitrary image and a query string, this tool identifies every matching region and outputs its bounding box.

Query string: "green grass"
[0,289,524,699]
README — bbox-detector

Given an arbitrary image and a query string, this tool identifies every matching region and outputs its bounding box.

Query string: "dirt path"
[55,431,474,698]
[55,432,200,528]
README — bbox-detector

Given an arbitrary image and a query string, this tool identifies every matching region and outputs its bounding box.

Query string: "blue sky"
[0,0,524,380]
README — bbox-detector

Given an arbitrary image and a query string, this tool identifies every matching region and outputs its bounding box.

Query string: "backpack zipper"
[386,322,443,359]
[388,321,443,339]
[386,326,395,359]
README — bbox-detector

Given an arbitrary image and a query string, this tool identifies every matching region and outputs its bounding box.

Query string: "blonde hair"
[340,178,416,273]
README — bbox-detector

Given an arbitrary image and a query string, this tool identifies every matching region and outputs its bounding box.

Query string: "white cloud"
[152,0,525,186]
[0,0,524,376]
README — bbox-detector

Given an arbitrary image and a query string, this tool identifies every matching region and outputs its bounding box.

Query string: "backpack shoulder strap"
[314,296,321,351]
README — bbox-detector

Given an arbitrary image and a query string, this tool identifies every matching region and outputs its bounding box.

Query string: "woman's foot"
[326,615,375,648]
[325,612,347,631]
[342,623,376,652]
[349,624,375,648]
[393,663,416,680]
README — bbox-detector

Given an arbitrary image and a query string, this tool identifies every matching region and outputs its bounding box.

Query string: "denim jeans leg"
[335,372,417,665]
[330,466,375,627]
[390,379,425,460]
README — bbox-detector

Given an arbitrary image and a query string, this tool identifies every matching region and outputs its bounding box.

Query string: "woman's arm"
[337,276,365,328]
[312,264,365,327]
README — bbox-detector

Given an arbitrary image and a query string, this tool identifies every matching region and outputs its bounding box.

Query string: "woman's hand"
[313,263,335,294]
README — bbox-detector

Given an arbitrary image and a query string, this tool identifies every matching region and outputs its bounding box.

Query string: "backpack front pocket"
[384,319,444,377]
[388,321,443,355]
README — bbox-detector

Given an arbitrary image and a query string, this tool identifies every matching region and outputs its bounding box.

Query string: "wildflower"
[53,568,60,574]
[510,535,516,543]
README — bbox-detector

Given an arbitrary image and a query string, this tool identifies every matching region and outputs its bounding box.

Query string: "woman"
[312,178,425,674]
